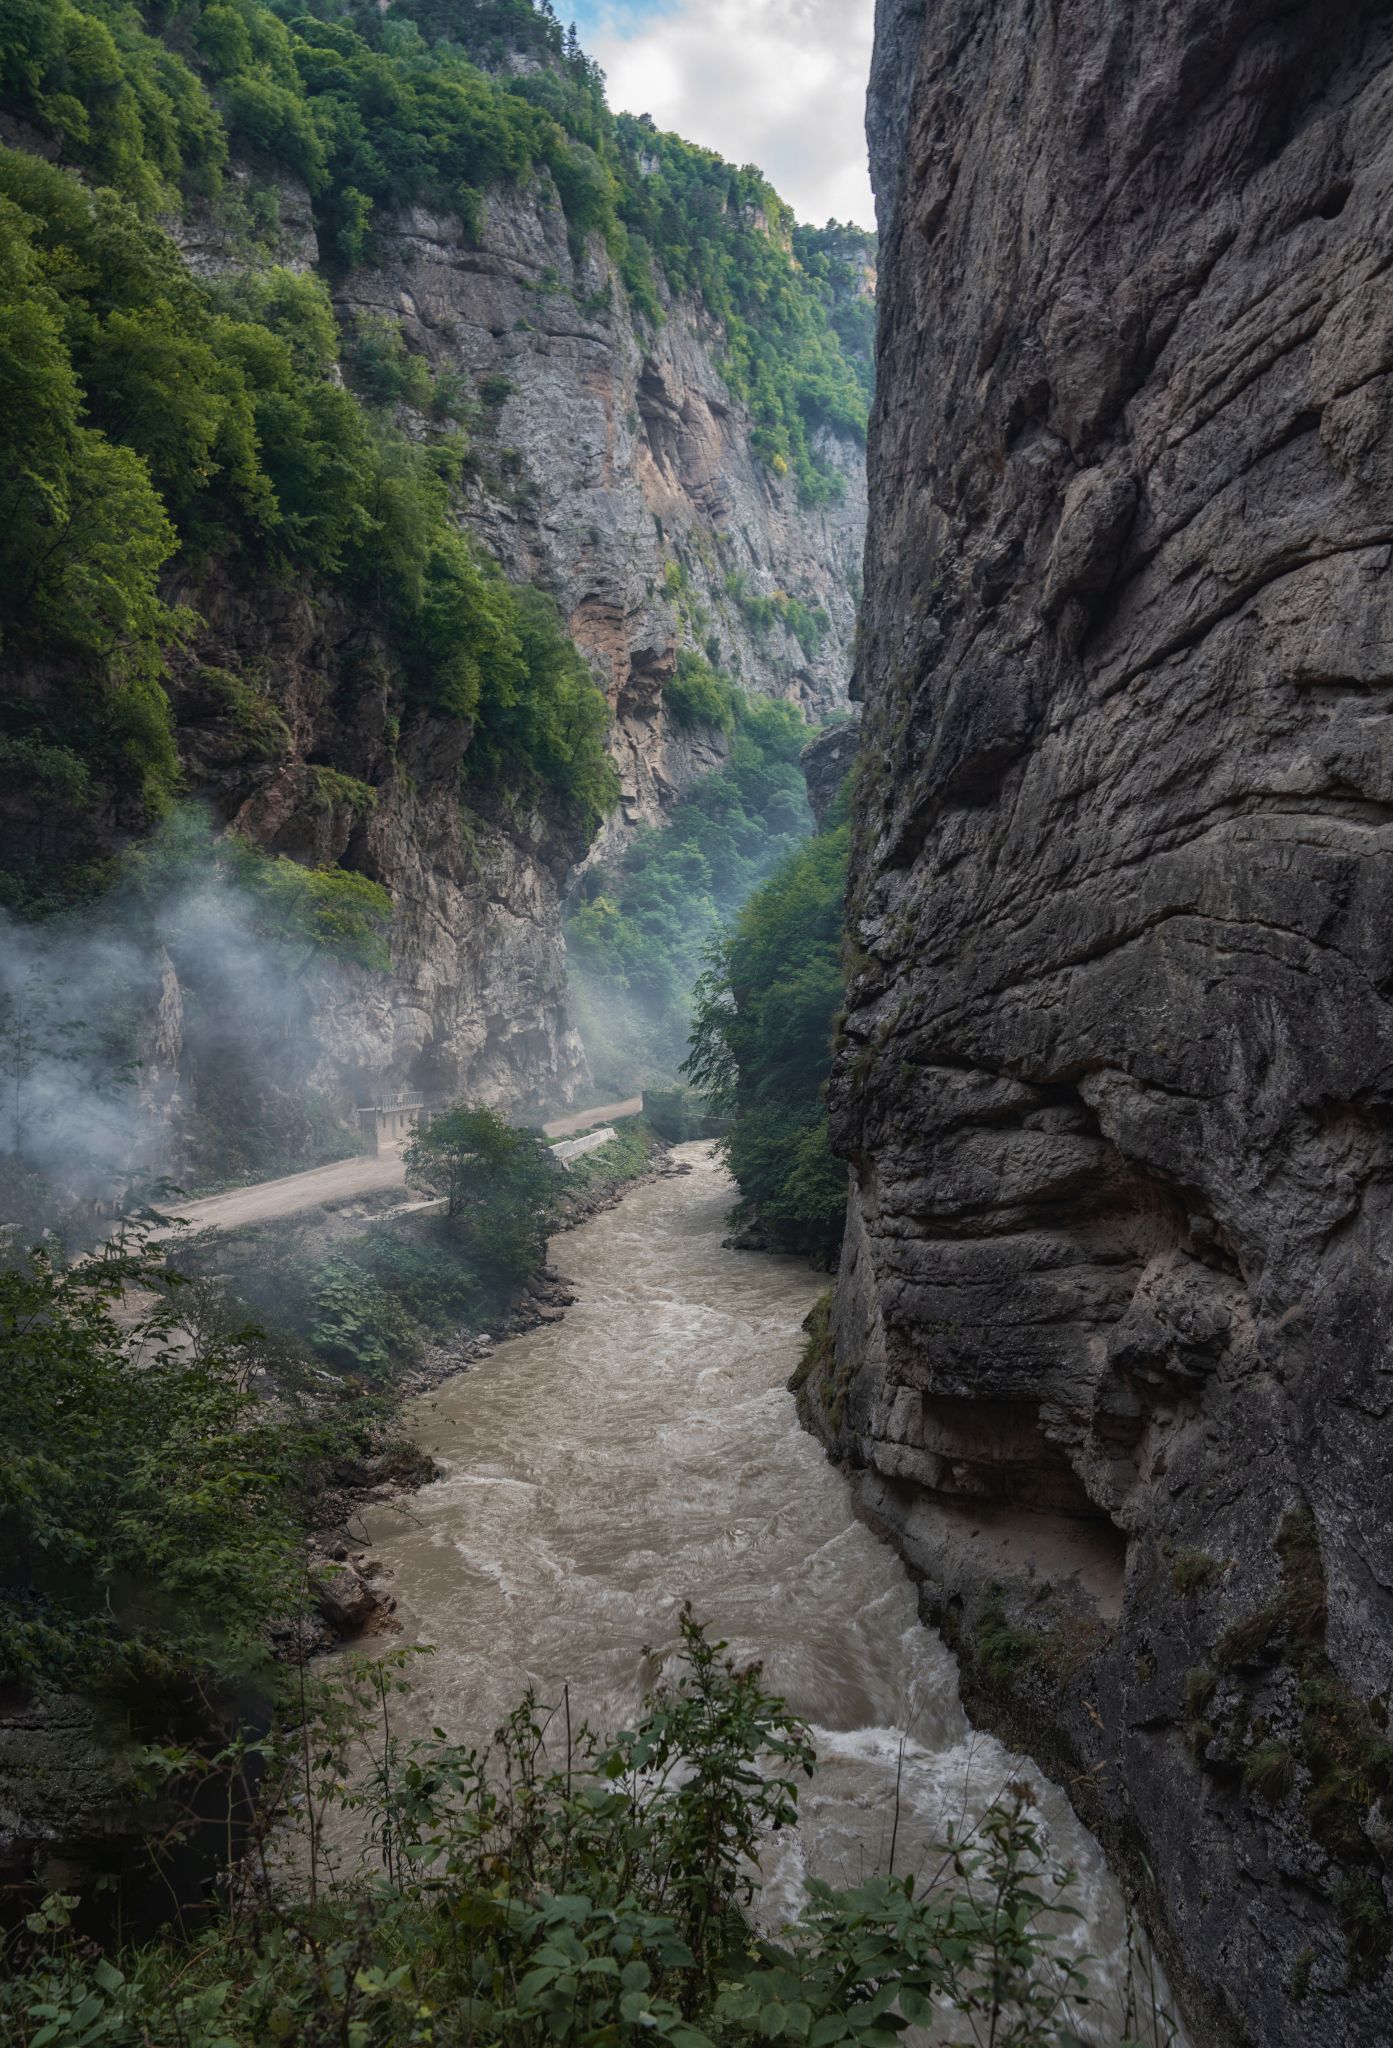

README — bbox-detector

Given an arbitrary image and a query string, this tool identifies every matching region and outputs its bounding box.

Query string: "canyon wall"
[814,3,1393,2041]
[142,160,865,1142]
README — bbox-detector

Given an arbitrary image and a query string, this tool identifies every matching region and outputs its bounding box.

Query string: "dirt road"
[160,1095,645,1238]
[541,1095,643,1139]
[165,1151,408,1235]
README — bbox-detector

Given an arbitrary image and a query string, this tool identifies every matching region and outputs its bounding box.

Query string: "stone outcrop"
[817,4,1393,2042]
[165,570,590,1128]
[800,717,860,830]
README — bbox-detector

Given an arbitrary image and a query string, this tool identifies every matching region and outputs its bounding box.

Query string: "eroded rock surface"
[338,182,866,841]
[818,5,1393,2040]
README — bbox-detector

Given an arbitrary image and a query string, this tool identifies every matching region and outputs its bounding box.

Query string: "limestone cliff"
[136,157,864,1145]
[339,184,865,845]
[815,3,1393,2041]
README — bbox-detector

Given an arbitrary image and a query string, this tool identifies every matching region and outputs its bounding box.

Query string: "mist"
[0,809,379,1240]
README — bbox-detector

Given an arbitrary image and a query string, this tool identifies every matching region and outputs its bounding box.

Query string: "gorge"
[5,1,1393,2044]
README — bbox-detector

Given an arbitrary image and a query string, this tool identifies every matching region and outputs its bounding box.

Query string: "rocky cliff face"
[152,161,864,1138]
[337,179,865,843]
[155,163,866,1134]
[165,568,591,1128]
[816,4,1393,2041]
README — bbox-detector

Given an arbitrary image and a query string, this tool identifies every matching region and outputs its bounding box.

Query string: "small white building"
[357,1090,426,1154]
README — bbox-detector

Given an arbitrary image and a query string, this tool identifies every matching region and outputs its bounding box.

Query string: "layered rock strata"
[816,4,1393,2041]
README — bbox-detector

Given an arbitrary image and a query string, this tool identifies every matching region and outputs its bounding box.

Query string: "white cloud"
[581,0,875,229]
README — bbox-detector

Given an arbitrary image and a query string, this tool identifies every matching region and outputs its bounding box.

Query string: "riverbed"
[365,1143,1175,2045]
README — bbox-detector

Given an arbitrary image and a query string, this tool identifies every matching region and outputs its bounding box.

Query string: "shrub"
[405,1103,557,1294]
[665,649,735,732]
[0,1234,300,1696]
[1172,1550,1220,1594]
[0,1619,1134,2047]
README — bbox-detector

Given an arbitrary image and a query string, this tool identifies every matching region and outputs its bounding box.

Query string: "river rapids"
[365,1143,1179,2046]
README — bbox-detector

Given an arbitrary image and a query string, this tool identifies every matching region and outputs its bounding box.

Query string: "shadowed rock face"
[819,3,1393,2040]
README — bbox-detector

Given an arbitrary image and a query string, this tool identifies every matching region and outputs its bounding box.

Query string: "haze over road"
[161,1096,646,1236]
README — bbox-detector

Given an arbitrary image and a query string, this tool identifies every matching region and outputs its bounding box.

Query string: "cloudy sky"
[567,1,876,229]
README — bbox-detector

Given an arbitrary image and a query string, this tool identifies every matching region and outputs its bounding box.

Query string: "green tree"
[0,1235,298,1696]
[405,1103,556,1288]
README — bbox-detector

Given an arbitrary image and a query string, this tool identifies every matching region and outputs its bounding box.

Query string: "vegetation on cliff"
[0,0,868,1122]
[685,788,848,1259]
[0,127,618,908]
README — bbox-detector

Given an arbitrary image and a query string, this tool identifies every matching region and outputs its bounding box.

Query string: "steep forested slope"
[0,0,872,1185]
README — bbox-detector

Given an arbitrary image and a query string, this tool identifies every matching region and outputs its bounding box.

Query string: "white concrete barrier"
[551,1127,617,1167]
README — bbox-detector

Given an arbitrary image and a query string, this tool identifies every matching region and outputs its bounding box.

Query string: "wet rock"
[309,1560,376,1633]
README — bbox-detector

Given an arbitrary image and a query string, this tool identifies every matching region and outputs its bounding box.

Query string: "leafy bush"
[664,649,735,732]
[405,1102,558,1292]
[0,1234,300,1696]
[0,1618,1150,2047]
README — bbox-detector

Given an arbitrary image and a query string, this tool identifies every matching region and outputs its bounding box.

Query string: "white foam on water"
[365,1144,1185,2046]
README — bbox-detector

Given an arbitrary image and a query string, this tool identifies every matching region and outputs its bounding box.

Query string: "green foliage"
[406,1101,557,1290]
[187,664,291,760]
[974,1587,1044,1692]
[664,649,735,732]
[0,0,861,893]
[305,1254,417,1376]
[0,132,616,894]
[610,117,873,499]
[1171,1550,1220,1595]
[220,826,395,971]
[1334,1876,1393,1983]
[0,0,870,496]
[568,693,813,1091]
[643,1086,720,1144]
[557,1119,653,1196]
[0,1618,1148,2047]
[1187,1504,1393,1979]
[306,763,378,817]
[726,575,831,659]
[788,1288,855,1435]
[0,181,186,814]
[684,793,848,1259]
[0,1234,298,1696]
[0,0,225,211]
[344,310,436,412]
[1242,1740,1296,1803]
[213,1112,660,1380]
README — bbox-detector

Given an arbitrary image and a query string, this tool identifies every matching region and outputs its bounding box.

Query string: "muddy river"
[365,1143,1176,2044]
